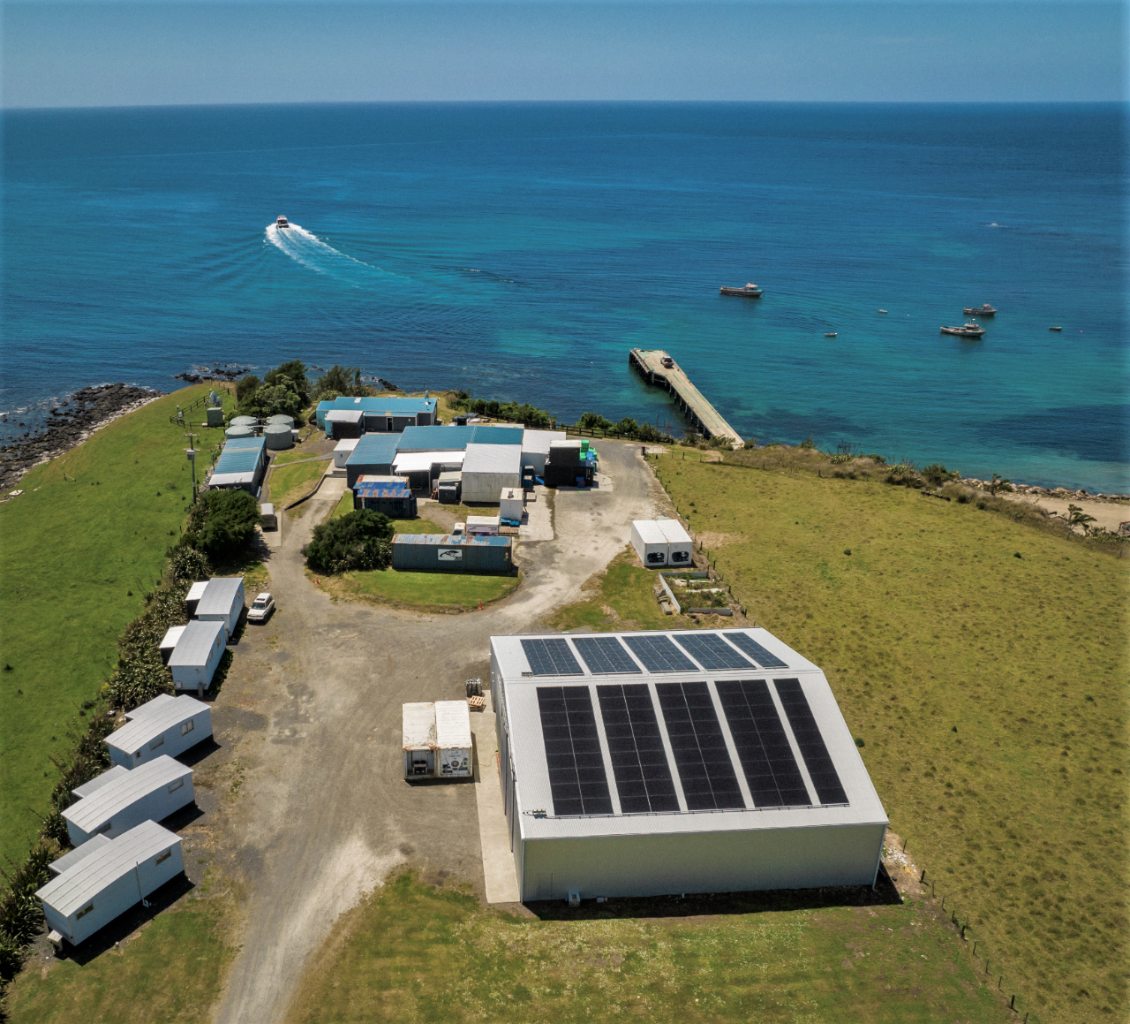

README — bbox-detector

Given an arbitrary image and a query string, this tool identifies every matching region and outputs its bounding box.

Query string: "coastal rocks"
[0,383,160,492]
[174,365,250,385]
[958,477,1128,503]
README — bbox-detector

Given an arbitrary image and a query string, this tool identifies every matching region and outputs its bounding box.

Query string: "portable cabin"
[345,433,401,488]
[353,478,417,518]
[499,487,524,526]
[325,408,364,440]
[466,515,501,536]
[391,534,513,575]
[402,701,473,779]
[185,581,208,617]
[631,520,669,567]
[194,577,245,639]
[62,756,194,847]
[333,437,359,469]
[490,627,888,902]
[168,618,227,694]
[105,695,212,769]
[37,821,183,947]
[461,443,523,504]
[391,450,465,492]
[520,430,568,475]
[159,625,186,665]
[656,518,693,566]
[48,834,112,877]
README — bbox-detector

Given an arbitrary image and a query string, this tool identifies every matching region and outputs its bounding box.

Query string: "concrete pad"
[521,486,554,542]
[471,693,520,904]
[315,471,347,503]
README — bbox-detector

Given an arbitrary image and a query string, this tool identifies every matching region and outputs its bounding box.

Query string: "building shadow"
[403,776,476,787]
[526,867,903,921]
[57,874,194,965]
[175,736,221,767]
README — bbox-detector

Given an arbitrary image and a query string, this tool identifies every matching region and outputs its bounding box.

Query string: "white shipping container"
[435,700,473,777]
[403,702,437,778]
[333,437,360,468]
[499,488,524,524]
[656,518,693,566]
[631,520,669,568]
[466,515,501,536]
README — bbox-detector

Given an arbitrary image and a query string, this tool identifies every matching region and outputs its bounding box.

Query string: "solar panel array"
[654,682,744,810]
[522,638,583,676]
[622,634,698,673]
[715,680,811,807]
[573,636,641,675]
[597,685,679,813]
[673,632,754,671]
[774,679,848,805]
[536,687,613,816]
[722,632,788,669]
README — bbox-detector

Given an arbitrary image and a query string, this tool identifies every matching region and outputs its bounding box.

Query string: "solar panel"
[597,685,679,813]
[672,632,755,671]
[721,631,789,669]
[573,637,641,676]
[654,682,744,811]
[715,680,812,807]
[773,679,848,805]
[536,687,613,816]
[521,638,584,676]
[622,635,698,674]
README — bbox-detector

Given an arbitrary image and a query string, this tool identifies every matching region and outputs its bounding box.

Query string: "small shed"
[62,756,194,846]
[657,518,693,566]
[168,618,227,694]
[206,406,225,428]
[391,534,513,575]
[325,408,364,439]
[353,478,417,518]
[461,443,523,503]
[37,821,183,947]
[194,577,245,639]
[499,488,524,525]
[631,520,669,567]
[159,625,186,665]
[402,701,472,779]
[260,503,277,531]
[466,515,501,536]
[333,437,359,469]
[106,694,212,769]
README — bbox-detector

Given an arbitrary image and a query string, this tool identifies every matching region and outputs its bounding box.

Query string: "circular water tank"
[266,414,294,428]
[231,415,258,427]
[225,425,254,439]
[264,423,294,450]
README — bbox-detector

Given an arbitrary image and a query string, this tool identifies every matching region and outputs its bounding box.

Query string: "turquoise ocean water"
[2,103,1126,491]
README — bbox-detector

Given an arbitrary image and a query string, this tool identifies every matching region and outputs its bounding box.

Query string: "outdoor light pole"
[184,432,199,503]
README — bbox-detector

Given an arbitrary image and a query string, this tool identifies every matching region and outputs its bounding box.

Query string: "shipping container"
[333,438,359,469]
[466,515,501,536]
[391,534,513,575]
[499,488,525,525]
[402,702,472,779]
[353,478,417,517]
[656,518,693,565]
[631,520,669,567]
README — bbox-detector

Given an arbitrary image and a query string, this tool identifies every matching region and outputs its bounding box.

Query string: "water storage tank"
[264,424,293,451]
[225,425,255,440]
[266,414,295,429]
[231,415,258,428]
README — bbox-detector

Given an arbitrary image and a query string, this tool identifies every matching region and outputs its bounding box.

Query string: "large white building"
[489,627,887,902]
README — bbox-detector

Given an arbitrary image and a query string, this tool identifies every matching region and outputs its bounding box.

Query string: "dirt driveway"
[196,440,664,1024]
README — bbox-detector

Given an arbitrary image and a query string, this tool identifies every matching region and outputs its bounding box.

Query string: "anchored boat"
[720,283,764,297]
[940,321,986,338]
[963,304,997,316]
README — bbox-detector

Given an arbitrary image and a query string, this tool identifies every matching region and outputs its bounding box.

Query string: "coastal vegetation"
[235,360,310,420]
[181,489,261,560]
[304,510,394,574]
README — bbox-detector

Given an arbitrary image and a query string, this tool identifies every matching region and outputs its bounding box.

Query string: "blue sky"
[2,2,1126,108]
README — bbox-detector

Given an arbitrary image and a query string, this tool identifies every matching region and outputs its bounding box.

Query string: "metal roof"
[463,443,523,475]
[468,425,524,446]
[521,429,568,455]
[222,434,266,452]
[126,693,177,720]
[354,482,412,498]
[214,445,264,474]
[436,701,472,748]
[331,396,437,414]
[185,581,209,603]
[632,520,668,544]
[396,425,477,451]
[159,626,186,650]
[325,409,364,424]
[36,821,181,917]
[393,534,512,548]
[168,619,226,668]
[106,695,209,757]
[195,577,243,618]
[334,438,360,452]
[209,472,255,487]
[48,834,112,877]
[656,518,692,544]
[346,433,401,466]
[402,702,438,749]
[62,756,192,835]
[491,628,887,842]
[72,765,131,799]
[392,450,465,474]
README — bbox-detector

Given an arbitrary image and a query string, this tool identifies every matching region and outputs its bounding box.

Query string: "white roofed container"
[465,515,501,536]
[461,443,522,503]
[499,488,524,525]
[435,700,472,778]
[168,619,226,694]
[333,437,360,469]
[403,702,438,779]
[656,518,693,566]
[37,821,183,946]
[106,694,212,769]
[630,520,669,567]
[62,756,194,846]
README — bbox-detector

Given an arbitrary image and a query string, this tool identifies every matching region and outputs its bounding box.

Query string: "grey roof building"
[490,627,887,902]
[168,618,227,693]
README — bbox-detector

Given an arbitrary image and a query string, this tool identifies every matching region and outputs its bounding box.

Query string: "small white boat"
[276,216,290,229]
[878,309,888,314]
[1049,326,1063,332]
[825,332,837,337]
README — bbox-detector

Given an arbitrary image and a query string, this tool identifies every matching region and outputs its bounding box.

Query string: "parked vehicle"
[247,593,275,622]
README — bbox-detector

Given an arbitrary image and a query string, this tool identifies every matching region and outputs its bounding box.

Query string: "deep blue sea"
[2,103,1127,491]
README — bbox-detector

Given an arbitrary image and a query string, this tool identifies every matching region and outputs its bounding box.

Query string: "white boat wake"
[265,222,388,284]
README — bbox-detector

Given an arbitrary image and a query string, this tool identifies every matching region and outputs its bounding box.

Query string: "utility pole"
[183,432,199,503]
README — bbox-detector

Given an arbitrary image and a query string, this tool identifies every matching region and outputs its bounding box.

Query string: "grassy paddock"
[269,460,326,509]
[652,454,1129,1024]
[326,568,519,612]
[0,385,232,862]
[283,871,1003,1024]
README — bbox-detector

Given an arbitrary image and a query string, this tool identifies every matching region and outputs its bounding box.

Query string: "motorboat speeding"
[276,216,290,229]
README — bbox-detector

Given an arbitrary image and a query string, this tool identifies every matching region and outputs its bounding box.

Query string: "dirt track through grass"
[654,454,1129,1024]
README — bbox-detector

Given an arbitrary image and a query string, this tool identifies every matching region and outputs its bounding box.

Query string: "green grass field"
[283,872,1003,1024]
[5,899,234,1023]
[647,454,1128,1024]
[0,385,232,863]
[329,568,519,611]
[271,447,329,467]
[269,459,326,508]
[392,517,447,534]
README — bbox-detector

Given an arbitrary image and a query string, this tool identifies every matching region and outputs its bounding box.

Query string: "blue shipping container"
[391,534,513,575]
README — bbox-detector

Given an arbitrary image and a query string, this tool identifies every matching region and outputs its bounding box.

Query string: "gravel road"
[200,440,663,1024]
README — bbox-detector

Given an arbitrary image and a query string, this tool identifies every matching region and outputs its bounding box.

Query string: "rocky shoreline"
[959,478,1129,503]
[0,383,161,493]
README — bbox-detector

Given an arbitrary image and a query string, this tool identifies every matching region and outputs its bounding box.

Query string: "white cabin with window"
[168,619,227,694]
[106,694,212,769]
[37,820,183,946]
[62,756,194,847]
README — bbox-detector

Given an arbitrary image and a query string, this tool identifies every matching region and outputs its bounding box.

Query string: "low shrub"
[304,509,394,574]
[183,489,261,560]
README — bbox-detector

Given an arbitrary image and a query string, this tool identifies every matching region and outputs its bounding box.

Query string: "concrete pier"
[629,348,743,446]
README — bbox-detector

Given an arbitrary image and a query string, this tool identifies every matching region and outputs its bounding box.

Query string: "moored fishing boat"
[719,283,763,297]
[940,321,986,338]
[963,304,997,316]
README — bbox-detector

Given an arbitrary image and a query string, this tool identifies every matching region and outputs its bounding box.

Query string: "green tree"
[240,379,304,420]
[185,489,262,559]
[1066,503,1097,537]
[578,412,614,432]
[922,464,959,486]
[988,472,1012,496]
[264,360,310,405]
[314,364,368,400]
[235,374,262,406]
[304,510,394,574]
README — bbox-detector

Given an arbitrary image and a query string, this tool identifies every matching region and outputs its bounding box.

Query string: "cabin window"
[149,735,165,750]
[180,719,195,736]
[76,903,94,920]
[155,849,172,866]
[168,777,184,793]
